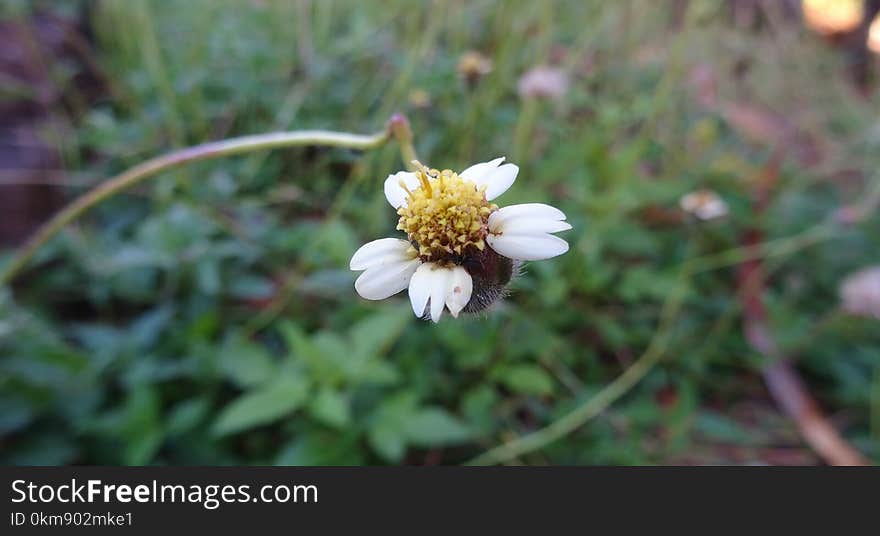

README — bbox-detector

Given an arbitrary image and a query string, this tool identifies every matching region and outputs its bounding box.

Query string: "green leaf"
[4,434,78,465]
[367,425,406,462]
[121,387,163,465]
[618,266,679,302]
[126,429,163,466]
[217,335,277,388]
[0,396,33,435]
[315,220,357,265]
[356,361,400,385]
[279,322,343,382]
[278,321,313,357]
[276,434,366,466]
[497,365,555,396]
[461,386,498,428]
[312,332,350,362]
[366,392,418,461]
[212,374,309,437]
[228,275,275,300]
[306,387,351,429]
[402,408,472,446]
[128,306,174,350]
[348,308,412,361]
[166,398,211,437]
[304,330,350,384]
[695,412,751,444]
[195,260,222,294]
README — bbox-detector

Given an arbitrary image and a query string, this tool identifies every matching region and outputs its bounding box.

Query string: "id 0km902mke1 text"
[10,511,132,527]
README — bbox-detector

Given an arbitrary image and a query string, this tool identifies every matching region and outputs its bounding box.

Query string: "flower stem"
[387,113,420,169]
[1,126,396,286]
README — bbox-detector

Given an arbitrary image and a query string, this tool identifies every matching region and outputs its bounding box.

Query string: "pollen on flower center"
[397,162,498,264]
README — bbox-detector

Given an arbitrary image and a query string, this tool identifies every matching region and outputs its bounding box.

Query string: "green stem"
[1,127,394,286]
[387,112,420,169]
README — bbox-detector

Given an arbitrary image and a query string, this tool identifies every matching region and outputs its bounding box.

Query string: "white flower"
[679,189,728,221]
[350,157,571,322]
[517,66,570,100]
[840,266,880,319]
[457,51,493,82]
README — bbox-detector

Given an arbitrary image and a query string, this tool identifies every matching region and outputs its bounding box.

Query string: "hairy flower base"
[397,164,497,264]
[460,246,518,313]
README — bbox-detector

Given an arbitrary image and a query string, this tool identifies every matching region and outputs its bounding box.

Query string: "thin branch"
[0,121,406,286]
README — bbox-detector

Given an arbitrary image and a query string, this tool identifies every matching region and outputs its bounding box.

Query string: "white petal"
[695,200,728,220]
[486,233,569,261]
[409,263,473,321]
[408,263,434,318]
[350,238,414,271]
[460,158,518,199]
[494,217,572,235]
[383,171,420,209]
[429,265,452,323]
[488,203,566,232]
[354,258,420,300]
[480,164,519,200]
[445,266,473,318]
[459,157,506,183]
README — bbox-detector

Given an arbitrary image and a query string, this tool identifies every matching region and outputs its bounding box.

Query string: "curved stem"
[1,127,392,286]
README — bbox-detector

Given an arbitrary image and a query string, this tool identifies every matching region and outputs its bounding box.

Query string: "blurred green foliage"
[1,0,879,465]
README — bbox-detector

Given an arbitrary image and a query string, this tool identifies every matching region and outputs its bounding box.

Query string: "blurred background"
[1,0,879,465]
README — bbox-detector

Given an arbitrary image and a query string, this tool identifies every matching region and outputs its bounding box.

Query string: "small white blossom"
[457,51,493,84]
[840,266,880,319]
[517,66,570,100]
[350,158,571,322]
[679,189,729,221]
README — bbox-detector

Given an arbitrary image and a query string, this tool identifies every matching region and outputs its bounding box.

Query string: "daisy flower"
[517,65,570,101]
[350,158,571,322]
[840,266,880,319]
[679,189,728,221]
[457,51,493,85]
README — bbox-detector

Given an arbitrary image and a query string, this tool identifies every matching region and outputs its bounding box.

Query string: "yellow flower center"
[397,162,498,265]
